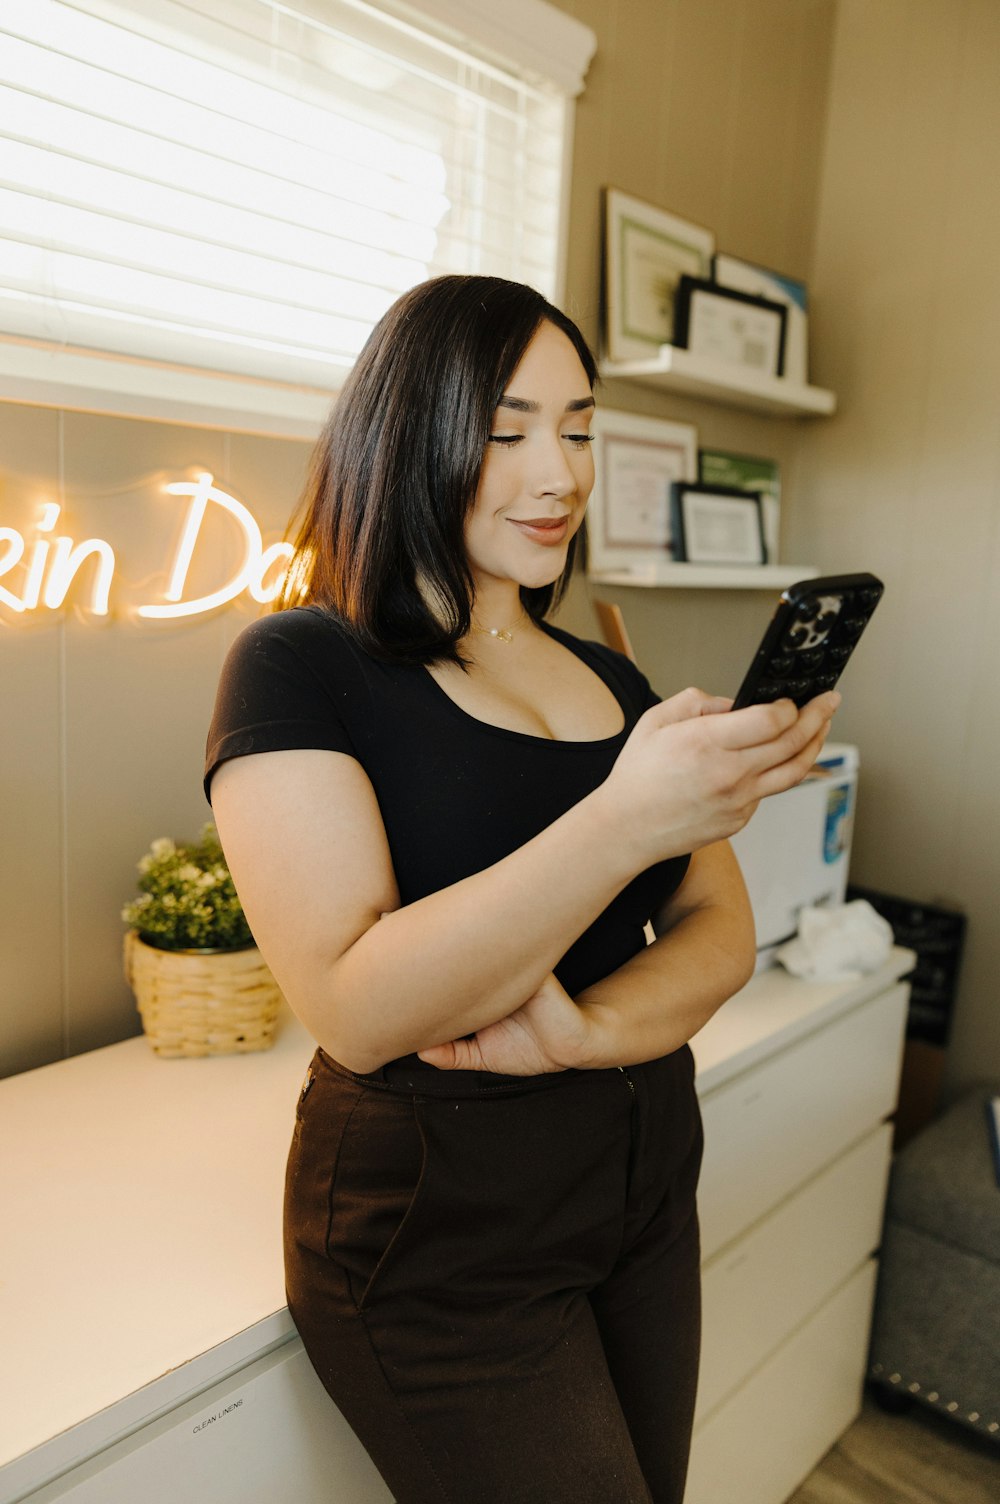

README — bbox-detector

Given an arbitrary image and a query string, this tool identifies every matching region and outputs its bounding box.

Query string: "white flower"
[150,838,176,859]
[178,863,201,883]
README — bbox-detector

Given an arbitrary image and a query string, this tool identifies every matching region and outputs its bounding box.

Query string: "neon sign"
[0,474,294,622]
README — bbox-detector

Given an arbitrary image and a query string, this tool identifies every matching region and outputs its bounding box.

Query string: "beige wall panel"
[6,1,838,1073]
[943,465,1000,1082]
[555,0,838,338]
[790,0,1000,1091]
[0,618,66,1074]
[54,411,227,1055]
[930,0,1000,1078]
[813,3,962,295]
[556,0,615,342]
[223,432,312,544]
[723,0,807,269]
[779,0,836,278]
[657,0,744,242]
[601,0,674,206]
[550,0,837,672]
[0,403,65,1074]
[2,408,311,1072]
[61,612,236,1054]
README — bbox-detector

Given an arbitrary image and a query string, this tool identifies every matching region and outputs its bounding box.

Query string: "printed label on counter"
[191,1385,256,1437]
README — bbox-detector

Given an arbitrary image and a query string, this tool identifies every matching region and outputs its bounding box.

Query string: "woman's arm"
[573,840,755,1064]
[211,690,835,1073]
[417,842,754,1074]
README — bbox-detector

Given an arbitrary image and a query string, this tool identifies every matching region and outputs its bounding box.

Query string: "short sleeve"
[203,608,359,803]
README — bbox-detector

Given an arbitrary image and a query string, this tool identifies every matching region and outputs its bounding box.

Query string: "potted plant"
[122,824,283,1057]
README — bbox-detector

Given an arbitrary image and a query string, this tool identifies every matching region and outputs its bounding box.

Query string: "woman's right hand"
[598,687,841,866]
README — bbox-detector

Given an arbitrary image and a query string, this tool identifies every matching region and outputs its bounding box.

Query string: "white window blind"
[0,0,595,397]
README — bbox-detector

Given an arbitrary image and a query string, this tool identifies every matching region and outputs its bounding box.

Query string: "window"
[0,0,594,429]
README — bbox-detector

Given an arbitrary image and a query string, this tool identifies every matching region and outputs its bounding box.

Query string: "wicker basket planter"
[124,930,284,1058]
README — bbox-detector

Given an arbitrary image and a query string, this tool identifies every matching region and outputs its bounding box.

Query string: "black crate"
[846,885,966,1046]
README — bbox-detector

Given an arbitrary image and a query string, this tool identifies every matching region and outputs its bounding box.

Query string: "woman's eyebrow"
[496,395,595,413]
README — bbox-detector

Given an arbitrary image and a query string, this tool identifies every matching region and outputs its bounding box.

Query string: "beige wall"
[13,0,990,1089]
[0,408,311,1075]
[549,0,837,700]
[1,0,839,1076]
[782,0,1000,1093]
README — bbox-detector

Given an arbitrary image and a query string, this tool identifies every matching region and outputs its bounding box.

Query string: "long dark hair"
[279,275,597,665]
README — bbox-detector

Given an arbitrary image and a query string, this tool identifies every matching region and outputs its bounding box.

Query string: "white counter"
[690,948,915,1092]
[0,1007,316,1502]
[0,948,915,1503]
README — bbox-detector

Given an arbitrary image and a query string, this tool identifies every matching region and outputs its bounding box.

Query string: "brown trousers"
[284,1045,703,1504]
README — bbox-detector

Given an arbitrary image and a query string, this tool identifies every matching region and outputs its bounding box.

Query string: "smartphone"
[732,572,884,711]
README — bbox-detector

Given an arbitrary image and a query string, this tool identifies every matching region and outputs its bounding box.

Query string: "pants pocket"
[325,1090,429,1312]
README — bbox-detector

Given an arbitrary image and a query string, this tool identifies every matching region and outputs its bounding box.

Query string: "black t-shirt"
[204,606,689,1051]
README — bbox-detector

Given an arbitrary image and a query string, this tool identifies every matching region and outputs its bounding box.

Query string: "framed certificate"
[673,276,787,378]
[603,189,714,362]
[585,408,698,574]
[713,254,809,384]
[699,448,781,563]
[670,483,767,566]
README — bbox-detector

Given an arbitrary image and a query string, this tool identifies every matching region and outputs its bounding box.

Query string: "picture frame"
[586,408,698,574]
[602,189,715,362]
[669,483,767,566]
[673,275,787,378]
[698,448,781,563]
[713,254,809,384]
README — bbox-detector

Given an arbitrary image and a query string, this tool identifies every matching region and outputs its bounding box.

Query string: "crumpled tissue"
[775,899,894,983]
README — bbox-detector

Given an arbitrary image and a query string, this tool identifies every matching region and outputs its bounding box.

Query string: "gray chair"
[867,1084,1000,1442]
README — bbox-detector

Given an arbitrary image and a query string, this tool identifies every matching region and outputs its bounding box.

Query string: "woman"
[205,275,839,1504]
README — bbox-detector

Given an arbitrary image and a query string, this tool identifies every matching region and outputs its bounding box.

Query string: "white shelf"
[599,346,836,416]
[588,562,819,590]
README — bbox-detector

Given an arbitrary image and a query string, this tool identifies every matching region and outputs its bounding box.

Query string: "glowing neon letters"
[0,502,116,616]
[0,474,292,621]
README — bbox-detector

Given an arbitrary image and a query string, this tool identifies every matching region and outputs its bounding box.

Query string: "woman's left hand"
[417,973,592,1075]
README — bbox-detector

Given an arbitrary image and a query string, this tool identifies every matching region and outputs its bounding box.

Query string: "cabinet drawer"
[697,1122,892,1421]
[686,1260,879,1504]
[698,984,906,1259]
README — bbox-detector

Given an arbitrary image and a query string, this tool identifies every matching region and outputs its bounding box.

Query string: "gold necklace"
[470,608,526,644]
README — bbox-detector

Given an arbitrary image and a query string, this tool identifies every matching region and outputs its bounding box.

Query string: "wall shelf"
[599,346,836,417]
[589,562,819,590]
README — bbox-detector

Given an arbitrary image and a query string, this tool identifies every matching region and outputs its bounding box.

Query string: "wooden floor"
[785,1389,1000,1503]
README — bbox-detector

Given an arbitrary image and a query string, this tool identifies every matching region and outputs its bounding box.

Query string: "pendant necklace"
[470,608,527,644]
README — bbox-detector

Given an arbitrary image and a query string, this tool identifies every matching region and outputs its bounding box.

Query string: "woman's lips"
[508,517,570,546]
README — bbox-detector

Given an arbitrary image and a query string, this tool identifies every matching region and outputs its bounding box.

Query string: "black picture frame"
[672,275,788,378]
[670,482,768,566]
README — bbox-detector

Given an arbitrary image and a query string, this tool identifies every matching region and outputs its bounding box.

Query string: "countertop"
[0,947,914,1499]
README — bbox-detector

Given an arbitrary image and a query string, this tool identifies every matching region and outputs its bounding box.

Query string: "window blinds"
[0,0,589,390]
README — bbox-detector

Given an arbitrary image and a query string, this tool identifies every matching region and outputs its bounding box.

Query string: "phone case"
[732,572,884,710]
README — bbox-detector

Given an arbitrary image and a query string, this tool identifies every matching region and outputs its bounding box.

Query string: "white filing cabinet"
[686,958,910,1504]
[0,953,911,1504]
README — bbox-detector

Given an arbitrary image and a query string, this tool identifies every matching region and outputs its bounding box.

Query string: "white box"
[730,743,858,969]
